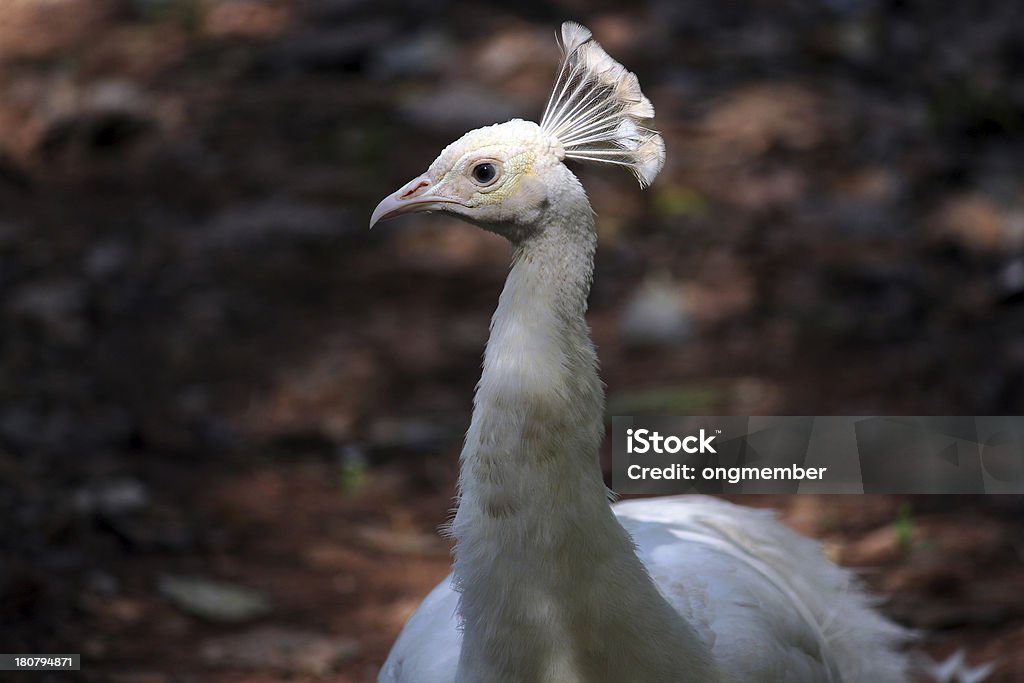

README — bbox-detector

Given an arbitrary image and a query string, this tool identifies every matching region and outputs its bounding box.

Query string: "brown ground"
[1,1,1023,681]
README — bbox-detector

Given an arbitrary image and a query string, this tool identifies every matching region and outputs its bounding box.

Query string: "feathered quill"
[540,22,666,188]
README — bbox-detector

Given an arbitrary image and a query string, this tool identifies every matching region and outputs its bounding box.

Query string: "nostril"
[400,180,429,199]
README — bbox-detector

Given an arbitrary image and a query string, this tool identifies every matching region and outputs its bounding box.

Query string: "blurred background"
[1,0,1022,681]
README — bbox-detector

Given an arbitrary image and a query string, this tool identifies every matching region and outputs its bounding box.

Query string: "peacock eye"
[470,162,498,186]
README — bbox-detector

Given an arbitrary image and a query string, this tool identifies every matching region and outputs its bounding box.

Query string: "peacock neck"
[456,195,607,540]
[449,187,723,683]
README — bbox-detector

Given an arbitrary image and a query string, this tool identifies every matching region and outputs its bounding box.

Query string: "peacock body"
[371,22,913,683]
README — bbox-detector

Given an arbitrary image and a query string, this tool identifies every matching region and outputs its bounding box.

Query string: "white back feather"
[541,22,666,188]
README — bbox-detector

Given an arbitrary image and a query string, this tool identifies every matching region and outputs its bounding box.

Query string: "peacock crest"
[540,22,666,188]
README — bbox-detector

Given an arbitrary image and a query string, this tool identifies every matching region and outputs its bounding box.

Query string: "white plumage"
[379,497,910,682]
[370,22,916,683]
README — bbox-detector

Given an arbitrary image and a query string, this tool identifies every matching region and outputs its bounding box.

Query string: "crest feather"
[540,22,665,188]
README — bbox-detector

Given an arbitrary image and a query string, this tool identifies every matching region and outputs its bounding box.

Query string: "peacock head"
[369,22,665,237]
[369,119,566,235]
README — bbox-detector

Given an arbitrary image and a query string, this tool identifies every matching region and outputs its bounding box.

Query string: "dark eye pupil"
[472,163,496,184]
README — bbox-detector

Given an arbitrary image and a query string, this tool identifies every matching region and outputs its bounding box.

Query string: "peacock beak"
[369,176,463,228]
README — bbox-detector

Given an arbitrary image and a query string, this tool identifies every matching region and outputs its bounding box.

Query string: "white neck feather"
[449,171,723,683]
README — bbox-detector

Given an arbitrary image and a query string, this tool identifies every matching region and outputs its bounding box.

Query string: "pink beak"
[369,176,462,228]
